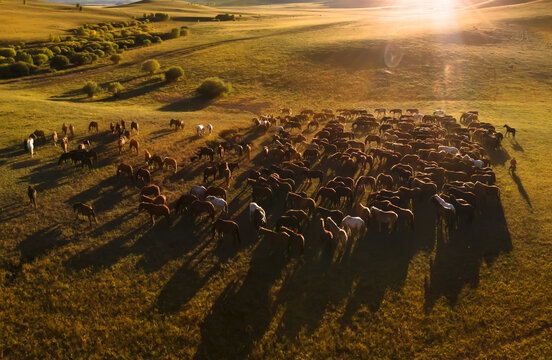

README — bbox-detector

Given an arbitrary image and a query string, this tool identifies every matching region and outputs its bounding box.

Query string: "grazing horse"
[324,217,348,251]
[319,218,335,253]
[258,227,291,255]
[28,185,37,208]
[117,163,133,180]
[190,185,207,199]
[88,121,99,133]
[206,186,227,201]
[26,137,34,157]
[316,187,339,207]
[279,226,305,256]
[189,200,215,222]
[503,124,516,137]
[203,166,218,182]
[205,195,228,215]
[135,168,151,185]
[149,155,164,170]
[341,215,365,238]
[52,131,58,146]
[144,150,152,167]
[369,206,398,233]
[196,125,205,137]
[140,184,161,197]
[249,202,267,229]
[430,194,456,229]
[131,121,139,134]
[139,202,171,225]
[276,215,301,232]
[206,124,213,135]
[170,119,183,130]
[222,165,231,188]
[73,203,97,225]
[118,137,125,155]
[213,219,240,246]
[129,139,139,154]
[140,194,167,205]
[175,193,198,213]
[163,157,177,173]
[286,192,316,216]
[69,124,75,137]
[62,123,68,136]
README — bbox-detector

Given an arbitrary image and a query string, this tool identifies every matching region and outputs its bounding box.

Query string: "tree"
[165,66,184,82]
[50,55,70,70]
[107,82,124,98]
[110,53,122,64]
[141,59,160,75]
[83,81,99,97]
[196,77,232,98]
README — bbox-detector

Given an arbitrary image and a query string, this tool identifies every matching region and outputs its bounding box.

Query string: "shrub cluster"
[215,13,236,21]
[196,77,232,98]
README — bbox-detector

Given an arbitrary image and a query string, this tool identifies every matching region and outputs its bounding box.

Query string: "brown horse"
[117,163,133,180]
[140,194,167,205]
[28,185,37,209]
[213,219,241,246]
[175,193,198,213]
[252,185,273,206]
[129,139,139,154]
[203,166,218,182]
[316,206,344,224]
[284,209,310,228]
[118,137,125,155]
[377,173,394,190]
[244,144,251,160]
[369,206,398,233]
[52,131,58,146]
[316,187,339,207]
[279,226,305,256]
[131,121,139,134]
[149,155,164,170]
[89,121,99,133]
[73,203,97,225]
[139,202,171,225]
[61,137,68,153]
[140,184,161,197]
[62,123,68,136]
[189,200,215,222]
[110,122,116,134]
[286,192,316,216]
[144,150,152,167]
[170,119,183,130]
[163,157,177,173]
[319,218,335,253]
[222,165,231,188]
[206,186,227,201]
[135,168,151,185]
[69,124,75,137]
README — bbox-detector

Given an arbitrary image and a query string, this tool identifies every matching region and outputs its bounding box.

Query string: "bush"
[165,66,184,82]
[154,13,170,21]
[10,62,33,77]
[180,28,190,37]
[32,54,49,66]
[15,52,33,65]
[110,53,122,64]
[0,64,11,78]
[215,13,236,21]
[196,77,232,98]
[152,36,162,43]
[83,81,100,97]
[107,82,124,97]
[70,52,93,66]
[168,28,180,39]
[0,48,16,58]
[143,39,151,46]
[0,56,14,65]
[50,55,69,70]
[141,59,160,75]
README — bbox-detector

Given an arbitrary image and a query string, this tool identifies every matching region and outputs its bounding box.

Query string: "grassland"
[1,0,552,358]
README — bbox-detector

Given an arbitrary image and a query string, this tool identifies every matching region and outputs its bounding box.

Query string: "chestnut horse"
[73,203,97,225]
[135,168,151,186]
[117,163,133,180]
[213,219,240,246]
[139,202,171,225]
[88,121,99,133]
[163,157,177,173]
[28,185,37,209]
[129,139,139,154]
[189,200,215,222]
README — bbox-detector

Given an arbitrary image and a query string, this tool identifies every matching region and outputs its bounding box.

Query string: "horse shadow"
[508,138,524,152]
[487,146,510,166]
[510,171,532,208]
[17,160,72,192]
[424,201,512,309]
[158,96,212,112]
[66,176,128,213]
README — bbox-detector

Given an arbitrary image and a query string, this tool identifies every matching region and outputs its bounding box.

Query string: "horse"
[203,166,218,182]
[175,193,198,213]
[319,218,335,253]
[140,184,161,197]
[316,187,339,207]
[73,203,97,225]
[285,192,316,216]
[117,163,133,180]
[28,186,37,209]
[324,217,348,251]
[213,219,240,246]
[258,227,291,255]
[206,124,213,135]
[190,185,207,199]
[149,155,164,170]
[222,165,231,188]
[341,215,365,238]
[279,226,305,256]
[129,139,139,154]
[441,194,474,224]
[88,121,99,133]
[252,185,273,206]
[503,124,516,137]
[196,125,205,137]
[376,173,394,190]
[354,203,371,225]
[62,123,68,136]
[369,206,398,233]
[206,186,227,201]
[69,124,75,137]
[135,168,151,186]
[170,119,183,130]
[205,196,228,215]
[140,194,167,205]
[131,121,139,134]
[139,202,171,225]
[374,200,414,230]
[316,206,344,224]
[52,131,58,146]
[118,137,125,155]
[276,215,301,232]
[430,194,456,229]
[284,209,310,228]
[189,200,215,222]
[26,137,34,157]
[163,157,177,173]
[249,202,267,229]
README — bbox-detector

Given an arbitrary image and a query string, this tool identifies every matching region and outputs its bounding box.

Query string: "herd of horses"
[24,106,510,257]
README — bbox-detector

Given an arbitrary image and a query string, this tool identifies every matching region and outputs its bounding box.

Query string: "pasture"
[1,0,552,358]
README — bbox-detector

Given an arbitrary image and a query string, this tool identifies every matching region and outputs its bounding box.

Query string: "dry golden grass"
[1,0,552,358]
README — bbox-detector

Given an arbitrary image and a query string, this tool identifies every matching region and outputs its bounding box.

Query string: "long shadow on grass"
[158,96,212,112]
[510,171,532,208]
[424,201,512,309]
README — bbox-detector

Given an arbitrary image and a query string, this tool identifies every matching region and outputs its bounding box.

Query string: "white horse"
[274,126,284,133]
[413,113,423,120]
[341,215,365,238]
[196,125,205,137]
[26,137,34,157]
[438,145,459,155]
[249,202,266,227]
[206,124,213,135]
[206,195,228,215]
[434,110,446,116]
[325,217,348,249]
[190,185,207,199]
[462,154,484,168]
[432,194,456,214]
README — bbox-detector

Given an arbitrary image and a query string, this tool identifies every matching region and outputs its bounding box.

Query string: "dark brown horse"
[279,226,305,256]
[28,185,37,209]
[140,184,161,197]
[139,202,171,225]
[88,121,99,133]
[131,121,139,134]
[129,139,139,154]
[135,168,151,186]
[73,203,97,225]
[140,194,166,205]
[175,193,198,213]
[286,192,316,216]
[189,200,215,222]
[163,157,177,173]
[213,219,240,246]
[206,186,227,201]
[117,163,133,180]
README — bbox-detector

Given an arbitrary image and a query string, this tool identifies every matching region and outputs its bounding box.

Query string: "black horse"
[503,124,516,137]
